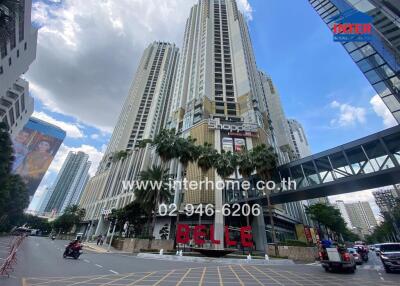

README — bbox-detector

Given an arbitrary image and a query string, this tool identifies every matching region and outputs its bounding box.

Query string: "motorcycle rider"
[66,239,81,255]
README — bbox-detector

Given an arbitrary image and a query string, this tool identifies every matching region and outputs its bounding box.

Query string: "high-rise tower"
[309,0,400,123]
[79,42,179,236]
[44,151,90,215]
[0,0,37,137]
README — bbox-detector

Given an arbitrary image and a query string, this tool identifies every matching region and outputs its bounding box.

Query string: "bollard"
[265,254,269,260]
[159,249,164,255]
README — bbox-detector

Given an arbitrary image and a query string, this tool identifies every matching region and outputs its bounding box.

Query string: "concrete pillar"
[252,210,268,252]
[214,128,224,250]
[94,215,104,236]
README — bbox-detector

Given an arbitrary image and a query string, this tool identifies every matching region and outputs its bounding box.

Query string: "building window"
[9,108,15,125]
[0,66,3,75]
[24,42,27,50]
[8,57,11,66]
[17,50,19,58]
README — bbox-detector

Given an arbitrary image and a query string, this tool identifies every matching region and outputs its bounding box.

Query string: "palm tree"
[197,143,218,179]
[215,150,238,199]
[237,149,255,226]
[152,129,180,167]
[135,165,171,243]
[251,144,278,250]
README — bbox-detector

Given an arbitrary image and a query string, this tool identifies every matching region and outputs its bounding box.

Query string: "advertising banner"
[12,118,66,197]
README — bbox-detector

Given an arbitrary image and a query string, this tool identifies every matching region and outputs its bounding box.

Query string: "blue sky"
[27,0,396,215]
[248,0,394,153]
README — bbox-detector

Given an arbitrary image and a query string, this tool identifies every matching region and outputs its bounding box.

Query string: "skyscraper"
[0,0,37,136]
[309,0,400,123]
[373,188,400,213]
[287,119,312,159]
[79,42,179,235]
[45,151,90,215]
[335,200,378,237]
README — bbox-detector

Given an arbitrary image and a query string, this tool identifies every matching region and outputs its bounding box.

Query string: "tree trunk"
[148,187,161,249]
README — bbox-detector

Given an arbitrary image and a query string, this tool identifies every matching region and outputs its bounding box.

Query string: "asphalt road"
[1,236,399,286]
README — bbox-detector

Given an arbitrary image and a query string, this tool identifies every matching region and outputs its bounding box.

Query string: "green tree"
[135,165,172,241]
[237,149,255,226]
[52,205,86,233]
[197,143,218,178]
[251,144,278,244]
[110,201,147,237]
[0,122,29,232]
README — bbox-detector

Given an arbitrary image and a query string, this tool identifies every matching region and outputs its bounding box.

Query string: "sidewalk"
[83,242,129,254]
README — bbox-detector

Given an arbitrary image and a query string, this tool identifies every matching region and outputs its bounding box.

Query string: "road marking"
[217,266,224,286]
[240,265,263,285]
[84,259,90,263]
[176,268,192,286]
[95,264,103,268]
[380,277,385,281]
[124,271,155,286]
[229,265,244,286]
[251,266,286,286]
[198,267,206,286]
[152,269,175,286]
[109,270,119,275]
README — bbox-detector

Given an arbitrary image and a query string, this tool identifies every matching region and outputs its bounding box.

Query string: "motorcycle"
[63,242,83,259]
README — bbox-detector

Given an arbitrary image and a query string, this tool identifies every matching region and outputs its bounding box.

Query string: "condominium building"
[0,0,37,137]
[80,0,311,246]
[44,151,91,215]
[335,200,378,237]
[287,119,312,159]
[309,0,400,123]
[79,42,179,236]
[373,188,400,213]
[335,200,354,228]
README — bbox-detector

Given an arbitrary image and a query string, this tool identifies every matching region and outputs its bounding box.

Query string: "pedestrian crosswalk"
[305,262,383,270]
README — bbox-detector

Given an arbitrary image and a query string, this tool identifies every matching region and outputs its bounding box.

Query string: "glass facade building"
[309,0,400,123]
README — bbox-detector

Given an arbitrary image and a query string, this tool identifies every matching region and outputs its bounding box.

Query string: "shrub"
[279,239,309,247]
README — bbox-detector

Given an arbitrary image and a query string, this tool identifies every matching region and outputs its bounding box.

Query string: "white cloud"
[237,0,253,20]
[330,101,366,127]
[48,143,104,176]
[370,94,397,128]
[28,0,253,133]
[32,110,84,138]
[90,133,100,140]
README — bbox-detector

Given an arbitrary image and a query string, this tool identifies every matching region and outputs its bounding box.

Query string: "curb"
[136,253,295,265]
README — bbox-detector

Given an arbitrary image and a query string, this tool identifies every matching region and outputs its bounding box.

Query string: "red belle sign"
[176,224,253,247]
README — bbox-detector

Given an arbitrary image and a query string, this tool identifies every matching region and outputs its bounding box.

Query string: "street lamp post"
[108,219,118,252]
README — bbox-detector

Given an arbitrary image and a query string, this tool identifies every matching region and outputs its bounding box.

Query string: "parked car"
[380,243,400,273]
[369,245,375,251]
[347,248,363,265]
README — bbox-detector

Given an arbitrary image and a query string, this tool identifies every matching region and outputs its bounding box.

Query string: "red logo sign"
[176,224,253,247]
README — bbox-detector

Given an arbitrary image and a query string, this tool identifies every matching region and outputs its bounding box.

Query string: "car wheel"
[385,267,392,273]
[348,267,355,274]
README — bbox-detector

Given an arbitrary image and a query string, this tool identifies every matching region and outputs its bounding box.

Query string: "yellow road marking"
[217,266,224,286]
[239,265,263,285]
[125,271,156,286]
[251,266,285,286]
[152,269,175,286]
[176,268,192,286]
[228,265,244,286]
[198,267,206,286]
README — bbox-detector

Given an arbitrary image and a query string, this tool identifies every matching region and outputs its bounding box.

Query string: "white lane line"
[109,270,119,275]
[95,264,103,268]
[380,277,385,281]
[84,259,90,263]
